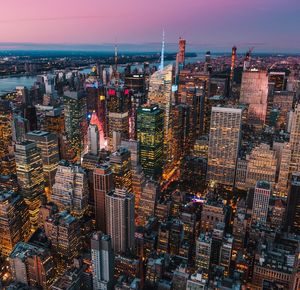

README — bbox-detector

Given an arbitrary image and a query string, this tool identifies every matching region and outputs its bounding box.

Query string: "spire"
[114,44,118,72]
[159,29,165,71]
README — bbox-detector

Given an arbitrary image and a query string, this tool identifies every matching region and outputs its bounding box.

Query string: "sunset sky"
[0,0,299,52]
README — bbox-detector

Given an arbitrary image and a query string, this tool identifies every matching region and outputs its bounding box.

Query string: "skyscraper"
[9,242,55,289]
[289,105,300,173]
[106,188,135,253]
[51,161,89,217]
[110,147,132,192]
[148,65,173,169]
[240,70,269,128]
[25,130,59,190]
[207,107,242,187]
[137,104,164,179]
[0,100,13,159]
[0,190,31,257]
[15,141,45,230]
[88,124,100,156]
[93,164,114,232]
[252,181,272,225]
[91,232,114,290]
[285,173,300,235]
[63,90,87,160]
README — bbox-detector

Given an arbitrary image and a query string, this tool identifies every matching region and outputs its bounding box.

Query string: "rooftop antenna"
[114,44,118,72]
[159,29,165,71]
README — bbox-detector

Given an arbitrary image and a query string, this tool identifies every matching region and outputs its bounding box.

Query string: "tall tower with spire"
[159,30,165,71]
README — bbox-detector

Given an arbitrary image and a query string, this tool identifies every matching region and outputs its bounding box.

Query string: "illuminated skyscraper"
[230,46,237,84]
[106,188,135,253]
[44,210,81,268]
[15,141,45,230]
[9,242,55,289]
[245,143,277,189]
[285,173,300,235]
[91,232,114,290]
[0,190,31,257]
[240,70,269,128]
[51,161,89,217]
[25,130,59,190]
[0,100,13,159]
[63,91,87,160]
[137,104,164,179]
[110,147,132,192]
[289,105,300,173]
[207,107,242,187]
[252,181,272,225]
[148,65,173,169]
[88,124,100,156]
[138,180,160,226]
[93,164,114,232]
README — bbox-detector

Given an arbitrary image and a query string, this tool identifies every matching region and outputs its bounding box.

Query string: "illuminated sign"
[108,89,116,95]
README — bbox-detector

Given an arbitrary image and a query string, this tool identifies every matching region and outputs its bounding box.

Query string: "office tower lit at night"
[0,190,31,257]
[106,188,135,253]
[51,161,89,217]
[63,90,87,160]
[207,107,242,187]
[25,130,59,190]
[240,70,269,128]
[91,232,114,290]
[93,164,114,232]
[15,141,45,230]
[137,104,164,179]
[251,181,272,225]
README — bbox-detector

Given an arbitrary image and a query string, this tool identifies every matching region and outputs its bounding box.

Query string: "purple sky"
[0,0,299,52]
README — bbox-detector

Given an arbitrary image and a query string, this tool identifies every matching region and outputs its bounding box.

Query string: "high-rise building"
[91,232,114,290]
[93,164,114,232]
[207,107,242,188]
[51,161,89,217]
[195,233,212,272]
[105,188,135,253]
[138,180,160,226]
[230,46,237,84]
[25,130,59,190]
[44,211,81,268]
[285,173,300,235]
[240,70,269,128]
[110,147,132,192]
[148,65,173,170]
[137,104,164,179]
[63,91,87,160]
[88,124,99,156]
[245,144,277,189]
[9,242,55,289]
[252,181,272,225]
[0,100,13,159]
[289,105,300,173]
[15,141,45,230]
[0,190,30,257]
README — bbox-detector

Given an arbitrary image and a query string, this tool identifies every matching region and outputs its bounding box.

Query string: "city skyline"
[1,0,300,52]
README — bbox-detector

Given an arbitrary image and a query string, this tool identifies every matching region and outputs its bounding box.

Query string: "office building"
[0,190,30,257]
[245,144,277,189]
[63,91,87,160]
[91,232,114,290]
[207,107,242,188]
[285,173,300,234]
[195,233,212,272]
[106,188,135,253]
[15,141,45,230]
[51,161,88,217]
[0,100,13,159]
[88,124,99,156]
[9,242,54,289]
[137,104,164,179]
[252,181,272,225]
[25,130,59,190]
[93,164,114,232]
[44,211,81,268]
[240,70,269,127]
[289,105,300,172]
[110,147,132,192]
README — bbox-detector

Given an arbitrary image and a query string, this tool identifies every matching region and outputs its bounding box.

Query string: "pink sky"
[0,0,300,52]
